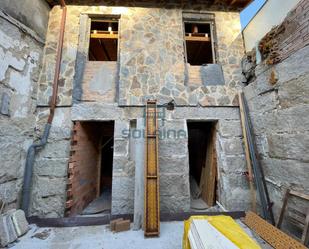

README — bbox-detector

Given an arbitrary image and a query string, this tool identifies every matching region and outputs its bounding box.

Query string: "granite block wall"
[0,5,48,212]
[244,45,309,221]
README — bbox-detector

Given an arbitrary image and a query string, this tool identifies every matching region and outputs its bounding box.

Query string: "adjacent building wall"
[0,0,50,39]
[0,2,49,212]
[243,0,309,222]
[243,0,301,52]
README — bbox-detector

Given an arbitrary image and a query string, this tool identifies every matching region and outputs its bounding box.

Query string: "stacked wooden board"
[188,219,239,249]
[144,100,160,236]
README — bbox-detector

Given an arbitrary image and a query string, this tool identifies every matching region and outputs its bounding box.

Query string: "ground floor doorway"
[65,121,114,217]
[187,121,217,210]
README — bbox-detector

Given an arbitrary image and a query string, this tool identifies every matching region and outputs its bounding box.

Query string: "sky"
[240,0,266,29]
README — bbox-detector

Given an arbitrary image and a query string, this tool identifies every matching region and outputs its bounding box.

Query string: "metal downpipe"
[21,0,66,216]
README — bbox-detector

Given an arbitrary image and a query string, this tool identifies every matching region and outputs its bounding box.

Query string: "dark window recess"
[184,22,214,65]
[89,19,119,61]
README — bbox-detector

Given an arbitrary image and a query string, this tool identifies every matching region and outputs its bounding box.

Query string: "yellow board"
[183,215,261,249]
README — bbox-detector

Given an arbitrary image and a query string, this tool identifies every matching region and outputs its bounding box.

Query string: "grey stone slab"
[10,209,29,237]
[0,92,10,116]
[33,177,66,197]
[160,174,190,198]
[34,158,68,177]
[267,134,309,162]
[159,155,189,174]
[201,64,225,86]
[219,119,242,137]
[0,214,17,247]
[219,137,244,156]
[278,73,309,109]
[172,107,240,120]
[71,103,122,121]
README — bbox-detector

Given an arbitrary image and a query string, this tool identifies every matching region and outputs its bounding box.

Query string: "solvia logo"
[121,106,187,140]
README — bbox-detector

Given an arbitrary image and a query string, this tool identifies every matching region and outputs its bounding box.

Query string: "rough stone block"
[10,209,29,237]
[159,155,189,174]
[267,134,309,161]
[34,158,68,177]
[113,138,129,157]
[111,198,134,215]
[30,195,65,218]
[160,174,190,198]
[221,155,246,173]
[261,158,309,190]
[0,92,10,116]
[247,90,278,114]
[219,137,244,156]
[278,73,309,108]
[71,103,122,121]
[159,138,188,157]
[219,120,242,137]
[33,177,66,197]
[202,64,225,86]
[112,177,135,200]
[0,214,17,247]
[172,107,240,120]
[160,195,190,213]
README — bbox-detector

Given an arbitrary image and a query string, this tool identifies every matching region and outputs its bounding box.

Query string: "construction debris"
[245,211,307,249]
[31,229,51,240]
[114,220,131,233]
[110,218,131,233]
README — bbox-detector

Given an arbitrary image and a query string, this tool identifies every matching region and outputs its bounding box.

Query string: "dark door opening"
[187,121,217,209]
[66,121,114,217]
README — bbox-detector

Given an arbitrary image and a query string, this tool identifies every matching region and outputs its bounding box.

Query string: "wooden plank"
[200,126,217,206]
[301,210,309,245]
[277,189,291,228]
[290,190,309,201]
[190,219,239,249]
[90,33,118,39]
[185,36,211,42]
[245,211,307,249]
[238,92,257,212]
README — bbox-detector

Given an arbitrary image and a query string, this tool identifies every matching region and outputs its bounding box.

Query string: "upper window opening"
[184,22,214,65]
[89,18,119,61]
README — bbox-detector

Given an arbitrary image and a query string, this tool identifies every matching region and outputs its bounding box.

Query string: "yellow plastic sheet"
[183,215,261,249]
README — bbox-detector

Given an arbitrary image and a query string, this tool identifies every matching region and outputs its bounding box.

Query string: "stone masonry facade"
[1,1,251,218]
[28,1,250,217]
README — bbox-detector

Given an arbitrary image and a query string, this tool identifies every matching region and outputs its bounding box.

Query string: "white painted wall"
[243,0,301,52]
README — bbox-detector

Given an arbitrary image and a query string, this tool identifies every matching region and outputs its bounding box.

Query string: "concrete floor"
[11,222,184,249]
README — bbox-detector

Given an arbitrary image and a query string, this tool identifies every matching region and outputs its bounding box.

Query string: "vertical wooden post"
[238,92,257,212]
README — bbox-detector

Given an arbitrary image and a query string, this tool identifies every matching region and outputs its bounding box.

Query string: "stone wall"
[243,42,309,221]
[0,0,50,39]
[0,9,47,212]
[37,3,244,107]
[29,1,248,217]
[71,104,249,214]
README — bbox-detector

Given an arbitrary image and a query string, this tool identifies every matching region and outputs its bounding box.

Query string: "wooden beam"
[238,92,257,212]
[185,36,211,42]
[90,33,118,39]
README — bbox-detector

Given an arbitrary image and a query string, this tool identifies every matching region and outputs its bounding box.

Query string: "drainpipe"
[21,0,67,216]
